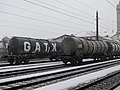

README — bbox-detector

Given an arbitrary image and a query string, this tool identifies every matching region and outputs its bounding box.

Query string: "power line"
[75,0,116,24]
[105,0,120,27]
[54,0,116,31]
[75,0,96,11]
[24,0,94,25]
[54,0,94,18]
[100,22,115,29]
[100,24,114,30]
[100,19,116,29]
[0,24,61,34]
[0,1,114,35]
[106,0,116,8]
[100,17,116,24]
[103,0,117,23]
[34,0,94,20]
[0,24,94,36]
[0,19,95,30]
[0,10,88,31]
[30,0,115,31]
[0,3,113,35]
[0,1,94,28]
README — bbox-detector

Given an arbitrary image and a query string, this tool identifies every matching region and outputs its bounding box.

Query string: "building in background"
[53,34,70,42]
[0,36,10,58]
[112,1,120,40]
[117,1,120,34]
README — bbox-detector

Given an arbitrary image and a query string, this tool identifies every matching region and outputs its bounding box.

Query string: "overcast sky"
[0,0,119,39]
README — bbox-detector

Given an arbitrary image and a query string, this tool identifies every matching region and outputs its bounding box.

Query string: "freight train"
[3,35,120,65]
[5,36,62,65]
[61,36,120,65]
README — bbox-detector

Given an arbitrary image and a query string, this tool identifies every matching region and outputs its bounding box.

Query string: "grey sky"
[0,0,119,39]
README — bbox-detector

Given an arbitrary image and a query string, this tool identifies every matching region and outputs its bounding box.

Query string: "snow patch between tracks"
[35,64,120,90]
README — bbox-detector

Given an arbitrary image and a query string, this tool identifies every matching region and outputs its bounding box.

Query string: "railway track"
[75,69,120,90]
[0,59,120,90]
[0,61,62,70]
[0,62,65,79]
[0,58,61,67]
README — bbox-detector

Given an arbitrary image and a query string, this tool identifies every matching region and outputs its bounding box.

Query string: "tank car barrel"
[61,36,120,65]
[7,37,62,65]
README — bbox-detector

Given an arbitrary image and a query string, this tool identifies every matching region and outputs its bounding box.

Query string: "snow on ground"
[0,59,119,84]
[0,62,63,73]
[35,64,120,90]
[0,61,62,70]
[114,86,120,90]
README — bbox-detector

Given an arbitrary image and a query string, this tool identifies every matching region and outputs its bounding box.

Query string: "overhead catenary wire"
[75,0,116,33]
[0,24,93,36]
[54,0,115,32]
[100,18,116,25]
[75,0,116,24]
[106,0,116,8]
[0,0,113,31]
[34,0,94,20]
[100,22,113,28]
[0,19,95,30]
[24,0,94,25]
[0,1,94,29]
[1,0,113,33]
[75,0,96,11]
[102,0,118,25]
[0,10,89,31]
[53,0,95,18]
[0,1,113,36]
[0,25,65,39]
[0,24,61,34]
[0,0,115,37]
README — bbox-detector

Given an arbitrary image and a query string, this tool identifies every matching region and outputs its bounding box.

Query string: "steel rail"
[0,59,120,89]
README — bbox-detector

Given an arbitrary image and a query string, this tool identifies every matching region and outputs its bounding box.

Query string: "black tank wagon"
[61,36,120,65]
[7,37,62,64]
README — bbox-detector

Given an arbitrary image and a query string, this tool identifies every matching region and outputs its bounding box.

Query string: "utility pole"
[96,11,99,41]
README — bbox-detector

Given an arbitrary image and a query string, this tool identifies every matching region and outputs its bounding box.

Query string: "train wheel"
[23,59,29,64]
[71,60,77,65]
[8,59,14,65]
[49,58,53,62]
[62,60,67,65]
[93,58,96,61]
[64,61,67,65]
[49,57,53,61]
[62,59,68,65]
[15,59,22,65]
[100,56,106,61]
[78,58,82,65]
[56,57,60,61]
[109,56,113,60]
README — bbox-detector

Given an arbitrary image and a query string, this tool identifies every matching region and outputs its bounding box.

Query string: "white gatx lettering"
[35,42,41,52]
[48,47,50,52]
[52,43,57,51]
[24,42,31,52]
[44,43,48,52]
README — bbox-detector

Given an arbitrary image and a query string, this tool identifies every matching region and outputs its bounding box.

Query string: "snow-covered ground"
[35,64,120,90]
[0,61,63,73]
[0,59,119,84]
[114,86,120,90]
